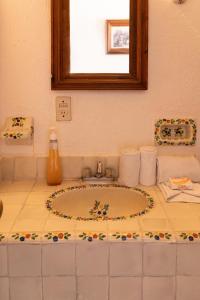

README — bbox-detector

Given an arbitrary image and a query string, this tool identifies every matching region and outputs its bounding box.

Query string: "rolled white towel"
[118,148,140,187]
[140,146,157,186]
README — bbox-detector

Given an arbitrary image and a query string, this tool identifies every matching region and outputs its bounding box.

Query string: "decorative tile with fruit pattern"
[176,232,200,242]
[8,232,41,243]
[143,231,175,242]
[78,232,107,242]
[109,232,142,241]
[43,232,72,242]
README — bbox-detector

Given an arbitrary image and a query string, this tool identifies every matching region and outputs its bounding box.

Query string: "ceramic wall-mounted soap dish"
[1,116,34,145]
[155,118,196,146]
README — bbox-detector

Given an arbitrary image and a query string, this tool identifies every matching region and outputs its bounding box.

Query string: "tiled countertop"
[0,180,200,243]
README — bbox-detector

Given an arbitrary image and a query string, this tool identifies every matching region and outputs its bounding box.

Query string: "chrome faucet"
[95,161,104,178]
[82,160,116,182]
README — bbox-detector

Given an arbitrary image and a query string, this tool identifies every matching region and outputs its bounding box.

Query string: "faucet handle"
[105,167,113,178]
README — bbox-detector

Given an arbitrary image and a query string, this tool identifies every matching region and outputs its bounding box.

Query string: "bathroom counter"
[0,180,200,243]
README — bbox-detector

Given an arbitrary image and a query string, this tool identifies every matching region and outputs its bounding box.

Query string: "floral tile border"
[143,231,175,242]
[46,184,154,221]
[77,232,107,242]
[109,231,142,242]
[42,231,74,243]
[155,118,196,146]
[8,232,41,243]
[176,232,200,242]
[3,231,200,243]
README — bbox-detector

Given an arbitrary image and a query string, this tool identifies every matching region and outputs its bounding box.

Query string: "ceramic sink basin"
[46,184,154,221]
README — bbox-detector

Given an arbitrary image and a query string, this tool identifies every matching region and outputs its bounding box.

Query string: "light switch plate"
[56,96,72,121]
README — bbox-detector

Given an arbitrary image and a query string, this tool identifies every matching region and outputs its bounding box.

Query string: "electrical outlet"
[56,96,72,121]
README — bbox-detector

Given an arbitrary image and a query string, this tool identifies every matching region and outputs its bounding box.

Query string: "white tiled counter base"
[1,242,200,300]
[1,180,200,299]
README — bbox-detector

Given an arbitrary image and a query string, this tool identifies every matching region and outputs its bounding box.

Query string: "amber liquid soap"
[47,128,62,185]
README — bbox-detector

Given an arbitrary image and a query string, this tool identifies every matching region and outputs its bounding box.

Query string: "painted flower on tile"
[12,117,26,127]
[3,132,23,139]
[145,232,172,241]
[112,232,140,241]
[0,234,5,242]
[79,232,106,242]
[44,232,71,242]
[11,233,39,242]
[89,200,109,219]
[179,232,200,242]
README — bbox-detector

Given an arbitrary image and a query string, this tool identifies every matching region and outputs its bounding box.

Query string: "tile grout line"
[41,244,44,300]
[6,243,11,300]
[108,241,110,300]
[141,241,144,300]
[9,190,33,235]
[75,241,78,300]
[175,242,178,300]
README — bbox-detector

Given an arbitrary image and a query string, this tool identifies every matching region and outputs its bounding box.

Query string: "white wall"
[0,0,200,157]
[70,0,129,73]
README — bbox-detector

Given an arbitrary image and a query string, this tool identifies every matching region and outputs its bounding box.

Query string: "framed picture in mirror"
[107,20,129,54]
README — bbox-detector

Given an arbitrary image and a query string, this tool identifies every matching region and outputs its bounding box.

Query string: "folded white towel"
[159,183,200,203]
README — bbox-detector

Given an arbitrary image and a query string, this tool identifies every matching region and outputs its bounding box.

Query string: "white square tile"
[110,242,142,276]
[36,157,47,179]
[1,180,35,192]
[1,157,14,180]
[0,246,8,276]
[0,192,28,205]
[143,277,176,300]
[177,244,200,275]
[140,218,172,231]
[0,277,9,300]
[177,276,200,300]
[14,157,37,180]
[143,243,176,275]
[8,244,41,276]
[82,156,97,176]
[42,243,75,275]
[110,277,142,300]
[76,242,109,275]
[78,276,108,300]
[62,157,83,179]
[25,192,50,205]
[10,277,42,300]
[170,217,200,231]
[43,276,76,300]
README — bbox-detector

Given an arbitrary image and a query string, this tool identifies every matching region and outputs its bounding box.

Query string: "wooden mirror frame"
[51,0,148,90]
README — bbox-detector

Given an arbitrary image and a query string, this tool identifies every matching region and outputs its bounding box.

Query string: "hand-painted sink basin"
[46,184,154,221]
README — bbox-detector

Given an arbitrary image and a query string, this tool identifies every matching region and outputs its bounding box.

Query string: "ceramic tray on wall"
[155,119,197,146]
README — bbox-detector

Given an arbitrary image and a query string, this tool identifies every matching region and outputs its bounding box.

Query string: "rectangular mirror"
[70,0,129,73]
[51,0,148,90]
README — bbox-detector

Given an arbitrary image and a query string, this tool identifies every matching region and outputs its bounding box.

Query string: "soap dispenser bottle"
[47,127,62,185]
